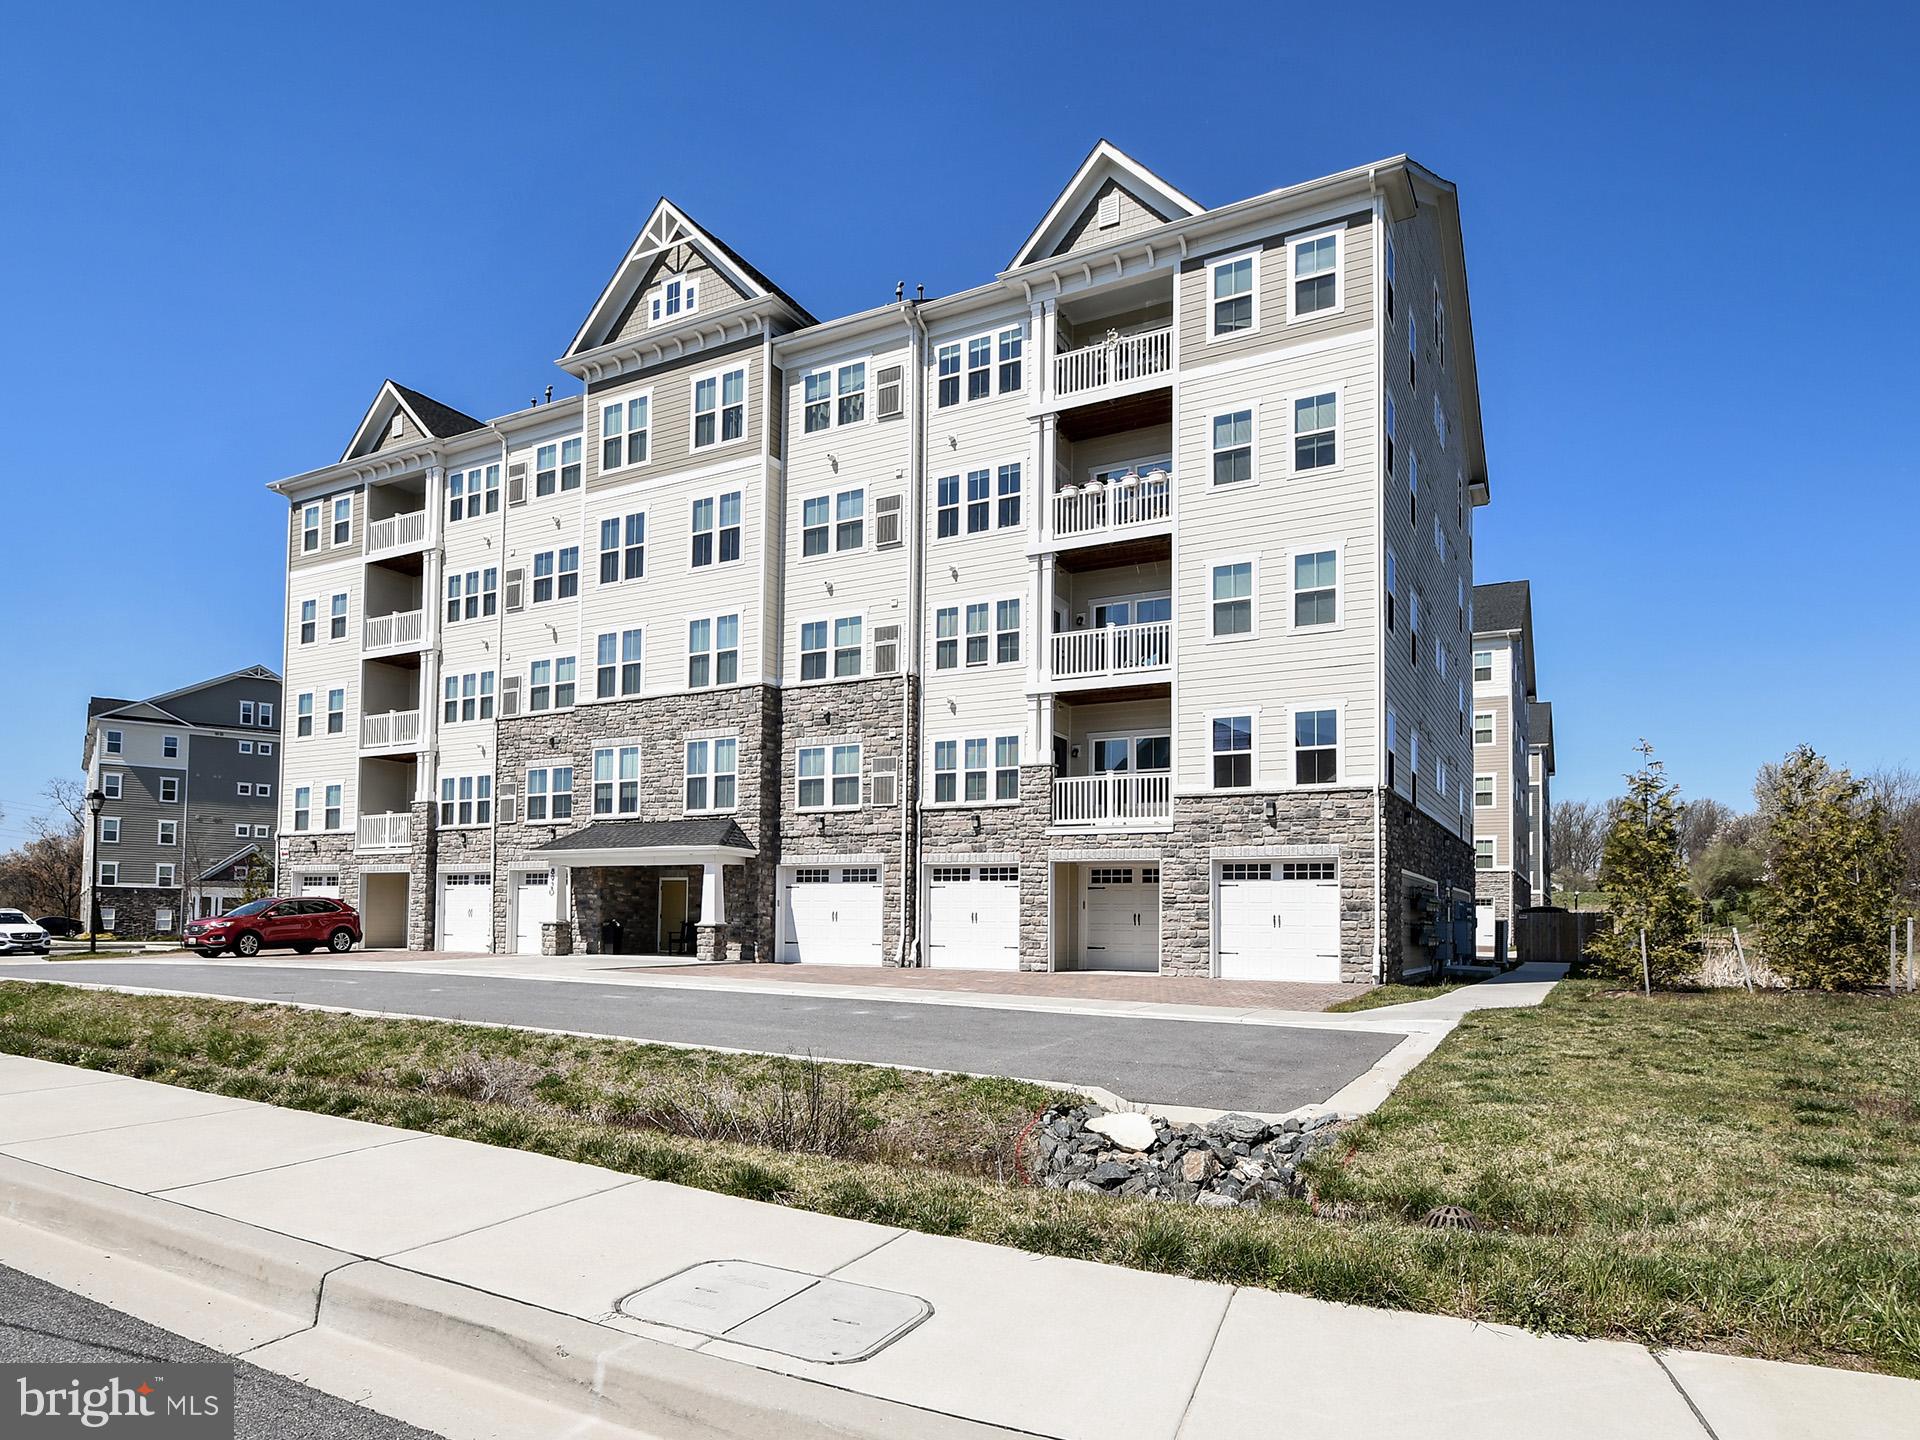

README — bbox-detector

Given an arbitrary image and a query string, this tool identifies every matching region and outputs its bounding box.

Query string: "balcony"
[1052,325,1173,404]
[366,508,429,559]
[356,811,412,852]
[1052,468,1171,541]
[363,609,426,656]
[1052,773,1172,831]
[1051,620,1171,684]
[360,709,421,754]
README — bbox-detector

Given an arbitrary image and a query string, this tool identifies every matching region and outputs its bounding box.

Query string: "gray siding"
[586,335,765,491]
[1050,178,1169,259]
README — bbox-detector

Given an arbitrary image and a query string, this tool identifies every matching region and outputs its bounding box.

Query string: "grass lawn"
[1323,979,1475,1013]
[1,979,1915,1376]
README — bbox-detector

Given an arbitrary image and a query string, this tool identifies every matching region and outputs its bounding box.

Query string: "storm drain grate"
[616,1260,932,1364]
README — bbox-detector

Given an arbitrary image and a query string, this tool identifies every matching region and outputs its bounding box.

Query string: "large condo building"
[269,143,1489,982]
[1470,579,1555,954]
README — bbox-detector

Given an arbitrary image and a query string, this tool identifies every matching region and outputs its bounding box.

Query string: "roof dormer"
[1007,140,1204,271]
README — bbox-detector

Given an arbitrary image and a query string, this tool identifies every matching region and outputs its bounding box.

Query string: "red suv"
[184,897,362,958]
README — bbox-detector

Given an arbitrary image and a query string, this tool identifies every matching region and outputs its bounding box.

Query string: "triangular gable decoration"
[1008,140,1205,271]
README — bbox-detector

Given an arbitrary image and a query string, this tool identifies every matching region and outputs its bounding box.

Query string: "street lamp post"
[85,788,104,955]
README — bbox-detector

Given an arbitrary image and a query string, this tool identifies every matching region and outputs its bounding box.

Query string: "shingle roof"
[669,200,817,327]
[1472,580,1531,636]
[534,817,755,855]
[390,381,486,440]
[87,697,136,719]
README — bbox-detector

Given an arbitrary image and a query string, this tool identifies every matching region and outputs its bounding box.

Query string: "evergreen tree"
[1589,742,1700,986]
[1756,746,1901,990]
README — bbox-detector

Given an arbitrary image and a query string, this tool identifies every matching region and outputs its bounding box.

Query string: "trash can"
[601,919,624,954]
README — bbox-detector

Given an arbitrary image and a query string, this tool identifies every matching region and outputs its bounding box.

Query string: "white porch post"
[699,860,727,927]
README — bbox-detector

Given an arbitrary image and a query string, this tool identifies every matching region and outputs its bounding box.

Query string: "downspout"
[897,299,929,966]
[487,423,510,947]
[1369,169,1387,984]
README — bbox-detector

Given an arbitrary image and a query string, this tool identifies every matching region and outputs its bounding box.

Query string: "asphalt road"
[0,1264,442,1439]
[0,963,1399,1111]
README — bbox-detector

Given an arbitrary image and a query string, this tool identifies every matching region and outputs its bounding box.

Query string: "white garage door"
[1081,865,1160,972]
[436,872,493,953]
[297,873,341,899]
[1217,860,1341,982]
[927,865,1020,970]
[779,866,883,964]
[513,870,558,956]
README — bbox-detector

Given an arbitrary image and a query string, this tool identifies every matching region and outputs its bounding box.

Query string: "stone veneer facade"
[1381,791,1480,981]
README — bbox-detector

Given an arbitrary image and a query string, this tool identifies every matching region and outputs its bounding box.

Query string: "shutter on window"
[500,675,521,717]
[875,365,903,420]
[875,494,903,548]
[504,568,525,613]
[872,623,900,675]
[871,754,898,807]
[507,462,529,507]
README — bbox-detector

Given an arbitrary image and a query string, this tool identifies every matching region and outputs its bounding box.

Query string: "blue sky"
[1,1,1914,845]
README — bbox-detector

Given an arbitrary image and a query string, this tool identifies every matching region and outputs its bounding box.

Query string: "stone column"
[405,799,436,950]
[695,859,729,962]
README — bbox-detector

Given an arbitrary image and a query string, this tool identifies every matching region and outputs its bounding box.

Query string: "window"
[536,440,582,496]
[442,671,496,724]
[1385,549,1398,632]
[1387,707,1399,790]
[1288,229,1341,319]
[1476,838,1496,871]
[591,744,641,816]
[99,903,117,927]
[1475,774,1497,809]
[531,547,579,604]
[291,786,311,831]
[692,367,746,449]
[1209,252,1256,336]
[931,734,1018,804]
[258,702,272,728]
[446,568,498,622]
[240,700,255,726]
[301,504,320,553]
[102,773,121,800]
[964,603,990,666]
[595,630,644,699]
[1211,409,1254,485]
[934,474,959,537]
[329,592,348,640]
[1293,392,1337,470]
[932,607,959,670]
[1292,550,1337,626]
[1294,709,1338,784]
[260,741,272,756]
[258,783,271,798]
[155,906,174,931]
[802,488,864,555]
[1433,393,1447,449]
[602,394,650,471]
[1211,715,1254,789]
[156,864,175,889]
[324,785,342,830]
[159,777,178,803]
[834,615,863,677]
[528,655,577,711]
[101,817,121,844]
[296,693,313,737]
[936,343,961,407]
[993,735,1020,799]
[326,689,345,735]
[1432,280,1447,370]
[966,469,991,532]
[448,465,499,522]
[1434,515,1446,560]
[98,860,118,885]
[1473,650,1493,683]
[1385,235,1396,322]
[684,737,738,812]
[1386,394,1396,478]
[937,330,1019,407]
[299,598,316,645]
[997,464,1022,529]
[998,327,1023,392]
[524,766,573,822]
[800,620,828,681]
[1212,562,1254,637]
[332,495,352,546]
[1410,591,1422,667]
[688,615,739,689]
[598,512,645,585]
[690,491,741,567]
[237,782,252,797]
[104,729,122,754]
[438,774,492,827]
[996,599,1021,664]
[650,273,698,322]
[804,362,866,433]
[1408,313,1419,391]
[967,334,992,400]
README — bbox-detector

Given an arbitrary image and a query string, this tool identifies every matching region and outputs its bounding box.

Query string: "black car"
[34,916,83,938]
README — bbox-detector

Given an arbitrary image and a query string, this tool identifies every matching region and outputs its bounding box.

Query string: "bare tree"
[0,781,87,919]
[1551,799,1607,895]
[1675,797,1735,864]
[1866,766,1920,905]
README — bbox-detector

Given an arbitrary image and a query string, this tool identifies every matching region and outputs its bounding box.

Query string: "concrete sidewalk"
[0,1053,1911,1440]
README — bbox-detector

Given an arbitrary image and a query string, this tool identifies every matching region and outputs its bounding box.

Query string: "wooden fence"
[1514,908,1606,964]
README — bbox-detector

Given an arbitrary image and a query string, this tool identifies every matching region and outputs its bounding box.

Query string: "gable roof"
[341,379,486,463]
[88,697,136,719]
[90,699,183,725]
[565,198,814,359]
[1473,580,1537,698]
[1527,701,1555,771]
[197,842,262,881]
[534,816,755,855]
[146,664,280,709]
[1008,140,1205,271]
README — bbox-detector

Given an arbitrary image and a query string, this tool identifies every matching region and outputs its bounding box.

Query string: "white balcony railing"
[1051,620,1172,681]
[366,509,428,556]
[1052,470,1172,539]
[363,609,425,653]
[356,812,412,852]
[1053,325,1173,401]
[1052,773,1173,830]
[360,709,421,751]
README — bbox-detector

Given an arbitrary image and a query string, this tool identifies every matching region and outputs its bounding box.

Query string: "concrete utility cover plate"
[617,1260,932,1364]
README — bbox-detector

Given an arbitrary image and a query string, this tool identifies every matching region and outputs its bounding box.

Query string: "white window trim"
[528,544,581,607]
[1206,553,1261,644]
[1285,226,1345,323]
[1287,380,1344,477]
[159,777,178,803]
[1206,403,1259,488]
[682,735,740,815]
[586,628,646,704]
[798,358,872,434]
[521,762,576,827]
[101,817,121,844]
[925,733,1023,808]
[155,863,176,888]
[796,484,869,560]
[684,612,743,691]
[1474,711,1497,746]
[934,325,1024,409]
[689,364,749,452]
[436,773,495,829]
[103,729,123,755]
[1287,699,1345,790]
[593,505,648,589]
[588,740,644,818]
[649,270,701,325]
[98,862,119,886]
[931,456,1025,541]
[1204,706,1260,794]
[794,609,867,685]
[687,488,746,570]
[1284,539,1345,633]
[525,653,580,714]
[598,386,655,476]
[795,742,864,813]
[1475,772,1498,809]
[1204,247,1261,342]
[102,773,122,800]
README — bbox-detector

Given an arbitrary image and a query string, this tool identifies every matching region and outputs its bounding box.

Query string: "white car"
[0,909,51,955]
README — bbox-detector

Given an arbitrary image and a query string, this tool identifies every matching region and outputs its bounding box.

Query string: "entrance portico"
[534,818,759,961]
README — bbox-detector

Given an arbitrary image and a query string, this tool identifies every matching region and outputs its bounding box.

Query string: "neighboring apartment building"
[80,667,283,936]
[268,143,1491,982]
[1470,580,1554,954]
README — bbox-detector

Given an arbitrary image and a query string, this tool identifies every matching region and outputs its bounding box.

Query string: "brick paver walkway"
[624,962,1362,1013]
